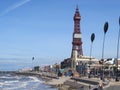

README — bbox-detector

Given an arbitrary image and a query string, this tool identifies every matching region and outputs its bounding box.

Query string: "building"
[71,6,99,69]
[61,58,71,69]
[61,6,98,75]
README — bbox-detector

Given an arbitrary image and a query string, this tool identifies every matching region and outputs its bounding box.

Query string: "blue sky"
[0,0,120,70]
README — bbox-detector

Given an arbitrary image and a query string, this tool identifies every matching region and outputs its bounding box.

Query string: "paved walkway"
[46,76,70,85]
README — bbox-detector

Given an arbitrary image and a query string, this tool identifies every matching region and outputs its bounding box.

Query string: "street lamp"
[101,22,108,80]
[88,33,95,78]
[32,57,34,70]
[116,17,120,81]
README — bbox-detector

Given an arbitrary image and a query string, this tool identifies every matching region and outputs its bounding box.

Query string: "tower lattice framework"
[71,6,83,58]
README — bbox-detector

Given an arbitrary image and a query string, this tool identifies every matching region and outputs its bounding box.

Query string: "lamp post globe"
[104,22,108,34]
[91,33,95,42]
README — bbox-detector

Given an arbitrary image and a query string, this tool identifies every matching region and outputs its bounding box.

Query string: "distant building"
[118,60,120,66]
[61,58,71,69]
[19,68,32,72]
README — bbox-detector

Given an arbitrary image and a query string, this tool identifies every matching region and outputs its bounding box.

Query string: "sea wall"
[71,77,99,85]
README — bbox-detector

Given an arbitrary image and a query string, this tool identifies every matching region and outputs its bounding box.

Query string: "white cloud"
[0,0,31,16]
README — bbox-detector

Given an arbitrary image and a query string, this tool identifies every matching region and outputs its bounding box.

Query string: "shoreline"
[14,71,87,90]
[2,71,120,90]
[14,71,99,90]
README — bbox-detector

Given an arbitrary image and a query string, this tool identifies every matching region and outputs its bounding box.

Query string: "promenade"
[8,71,120,90]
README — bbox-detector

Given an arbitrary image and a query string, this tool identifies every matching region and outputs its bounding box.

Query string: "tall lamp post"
[88,33,95,78]
[101,22,108,80]
[116,17,120,81]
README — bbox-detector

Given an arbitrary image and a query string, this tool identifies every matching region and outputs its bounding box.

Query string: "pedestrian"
[89,84,91,90]
[98,80,103,90]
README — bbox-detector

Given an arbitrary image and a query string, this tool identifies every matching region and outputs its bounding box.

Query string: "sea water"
[0,73,57,90]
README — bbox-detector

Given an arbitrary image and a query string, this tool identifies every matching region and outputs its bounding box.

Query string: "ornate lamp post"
[116,17,120,81]
[101,22,108,80]
[88,33,95,78]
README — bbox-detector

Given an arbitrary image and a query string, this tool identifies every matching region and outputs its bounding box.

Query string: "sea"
[0,73,58,90]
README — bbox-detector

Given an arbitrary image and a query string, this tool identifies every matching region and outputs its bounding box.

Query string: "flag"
[32,57,34,61]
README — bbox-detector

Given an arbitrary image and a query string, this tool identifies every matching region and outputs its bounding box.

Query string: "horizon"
[0,0,120,71]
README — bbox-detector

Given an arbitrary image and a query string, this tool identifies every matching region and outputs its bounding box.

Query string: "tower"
[71,6,83,68]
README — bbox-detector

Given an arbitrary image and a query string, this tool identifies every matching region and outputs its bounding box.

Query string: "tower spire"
[76,4,79,12]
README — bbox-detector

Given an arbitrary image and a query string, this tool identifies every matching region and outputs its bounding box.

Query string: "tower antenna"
[76,0,78,4]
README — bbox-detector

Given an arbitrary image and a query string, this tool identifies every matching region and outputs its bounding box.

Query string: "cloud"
[0,0,31,16]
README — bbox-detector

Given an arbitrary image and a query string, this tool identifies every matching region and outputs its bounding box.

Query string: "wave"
[0,73,57,90]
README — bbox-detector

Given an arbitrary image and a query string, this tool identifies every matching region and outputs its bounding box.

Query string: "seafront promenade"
[1,71,120,90]
[14,71,100,90]
[16,71,120,90]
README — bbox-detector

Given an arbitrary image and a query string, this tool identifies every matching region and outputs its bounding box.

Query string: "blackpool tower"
[71,6,83,69]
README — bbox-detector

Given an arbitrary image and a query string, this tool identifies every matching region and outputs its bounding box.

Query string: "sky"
[0,0,120,70]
